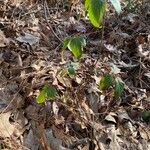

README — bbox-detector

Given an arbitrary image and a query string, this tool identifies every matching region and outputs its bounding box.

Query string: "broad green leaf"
[63,37,70,49]
[36,87,47,103]
[78,36,86,46]
[99,74,114,90]
[36,84,57,103]
[47,86,57,99]
[142,110,150,123]
[114,77,124,98]
[68,36,86,59]
[86,0,106,27]
[85,0,90,10]
[67,65,76,75]
[110,0,121,14]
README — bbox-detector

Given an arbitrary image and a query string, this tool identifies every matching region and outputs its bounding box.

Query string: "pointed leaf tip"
[68,36,86,59]
[99,74,114,90]
[110,0,121,14]
[114,77,124,98]
[85,0,106,27]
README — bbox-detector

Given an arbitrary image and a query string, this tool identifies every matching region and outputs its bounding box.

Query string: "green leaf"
[36,87,47,103]
[66,62,79,76]
[142,110,150,123]
[110,0,121,14]
[63,37,70,49]
[47,86,57,99]
[67,65,76,75]
[36,84,57,103]
[114,77,124,98]
[79,36,86,46]
[85,0,106,27]
[85,0,90,10]
[99,74,114,90]
[68,36,86,59]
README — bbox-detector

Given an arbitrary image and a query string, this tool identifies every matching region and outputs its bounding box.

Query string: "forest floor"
[0,0,150,150]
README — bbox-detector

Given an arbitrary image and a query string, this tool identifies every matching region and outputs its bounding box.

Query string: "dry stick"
[10,1,27,20]
[18,2,40,20]
[94,16,106,67]
[43,0,63,43]
[43,0,65,62]
[92,16,106,150]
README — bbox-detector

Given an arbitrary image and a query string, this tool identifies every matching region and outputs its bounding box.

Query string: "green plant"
[85,0,121,27]
[114,77,124,98]
[63,36,86,59]
[99,64,124,99]
[36,83,57,103]
[99,74,114,90]
[37,0,124,103]
[58,62,79,77]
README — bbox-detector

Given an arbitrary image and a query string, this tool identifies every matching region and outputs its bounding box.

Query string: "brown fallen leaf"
[0,30,9,47]
[0,112,15,137]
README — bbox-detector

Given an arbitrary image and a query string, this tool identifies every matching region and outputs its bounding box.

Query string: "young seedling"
[36,83,57,104]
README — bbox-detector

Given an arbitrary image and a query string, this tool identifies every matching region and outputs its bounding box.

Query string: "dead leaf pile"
[0,0,149,150]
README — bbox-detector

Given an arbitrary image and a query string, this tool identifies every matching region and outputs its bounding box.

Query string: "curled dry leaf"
[117,107,132,122]
[16,33,40,46]
[105,113,117,124]
[0,112,16,137]
[0,30,9,47]
[106,125,121,150]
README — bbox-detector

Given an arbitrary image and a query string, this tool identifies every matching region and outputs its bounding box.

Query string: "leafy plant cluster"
[37,0,124,103]
[36,0,150,123]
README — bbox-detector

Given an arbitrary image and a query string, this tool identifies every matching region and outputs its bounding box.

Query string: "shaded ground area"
[0,0,150,150]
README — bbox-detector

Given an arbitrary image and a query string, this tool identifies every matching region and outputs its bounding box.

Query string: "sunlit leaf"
[114,77,124,98]
[85,0,106,27]
[36,84,57,103]
[63,37,70,49]
[85,0,90,10]
[99,74,114,90]
[110,0,121,14]
[36,87,47,103]
[68,36,86,59]
[47,86,57,99]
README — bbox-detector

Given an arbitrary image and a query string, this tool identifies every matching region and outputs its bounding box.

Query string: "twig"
[94,16,106,67]
[43,0,63,43]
